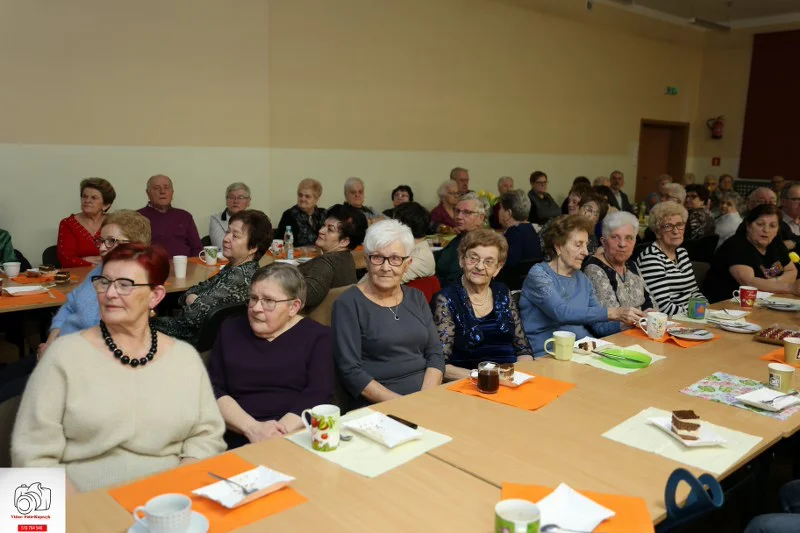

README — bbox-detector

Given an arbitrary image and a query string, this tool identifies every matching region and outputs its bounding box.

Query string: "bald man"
[746,187,777,212]
[138,174,202,256]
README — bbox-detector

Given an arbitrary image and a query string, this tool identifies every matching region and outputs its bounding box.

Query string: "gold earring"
[149,309,156,318]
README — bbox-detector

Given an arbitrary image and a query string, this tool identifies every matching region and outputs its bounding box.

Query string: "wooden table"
[62,299,800,530]
[67,437,498,533]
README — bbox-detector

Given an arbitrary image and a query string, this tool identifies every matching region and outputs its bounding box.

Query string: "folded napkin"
[537,483,616,531]
[707,309,749,320]
[760,348,784,363]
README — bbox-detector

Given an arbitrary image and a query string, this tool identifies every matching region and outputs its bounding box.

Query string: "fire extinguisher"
[706,116,725,139]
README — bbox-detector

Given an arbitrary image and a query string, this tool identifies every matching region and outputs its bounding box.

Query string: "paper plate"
[647,417,726,448]
[192,466,294,509]
[667,327,715,341]
[718,322,762,334]
[2,286,48,296]
[736,388,800,412]
[764,302,800,312]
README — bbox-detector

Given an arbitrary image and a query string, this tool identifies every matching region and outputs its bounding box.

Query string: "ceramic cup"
[133,493,192,533]
[638,311,668,340]
[270,239,285,257]
[199,246,219,266]
[301,404,340,452]
[784,337,800,368]
[733,286,758,309]
[173,256,188,279]
[544,331,576,361]
[495,499,541,533]
[768,363,795,394]
[1,262,21,278]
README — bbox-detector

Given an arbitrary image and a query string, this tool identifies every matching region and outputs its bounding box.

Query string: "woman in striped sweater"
[636,202,705,316]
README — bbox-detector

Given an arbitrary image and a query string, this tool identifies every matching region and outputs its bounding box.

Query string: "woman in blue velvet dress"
[432,229,533,380]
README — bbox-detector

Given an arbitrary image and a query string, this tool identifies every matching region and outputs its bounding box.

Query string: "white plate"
[717,322,762,334]
[736,388,800,412]
[191,466,294,509]
[296,257,312,263]
[573,336,612,355]
[2,285,48,296]
[469,369,534,387]
[764,302,800,312]
[128,511,209,533]
[667,327,715,341]
[343,411,423,448]
[430,246,443,252]
[647,417,727,447]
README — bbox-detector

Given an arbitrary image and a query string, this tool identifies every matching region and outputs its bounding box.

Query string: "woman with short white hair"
[661,183,687,205]
[332,219,444,411]
[209,182,251,249]
[430,179,459,233]
[583,211,656,311]
[636,202,705,316]
[276,178,326,247]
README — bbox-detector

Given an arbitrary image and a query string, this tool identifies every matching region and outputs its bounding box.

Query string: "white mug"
[133,493,192,533]
[199,246,219,266]
[1,262,21,278]
[638,311,668,340]
[301,404,340,452]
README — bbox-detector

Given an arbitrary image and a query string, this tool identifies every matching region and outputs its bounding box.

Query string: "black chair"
[41,245,59,268]
[194,302,248,354]
[13,250,31,271]
[496,258,542,292]
[683,234,719,264]
[201,235,212,247]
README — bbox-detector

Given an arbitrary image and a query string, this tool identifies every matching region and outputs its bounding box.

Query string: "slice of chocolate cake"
[671,410,701,441]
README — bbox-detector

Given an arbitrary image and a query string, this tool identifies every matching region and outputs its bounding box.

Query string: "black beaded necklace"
[100,320,158,368]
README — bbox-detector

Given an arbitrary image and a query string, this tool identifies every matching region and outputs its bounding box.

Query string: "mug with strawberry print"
[301,404,341,452]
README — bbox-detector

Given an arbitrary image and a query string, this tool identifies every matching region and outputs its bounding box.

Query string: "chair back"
[683,235,719,263]
[0,395,21,467]
[13,250,31,272]
[305,284,353,327]
[194,302,248,353]
[496,258,541,291]
[41,245,59,268]
[201,235,212,247]
[405,276,441,303]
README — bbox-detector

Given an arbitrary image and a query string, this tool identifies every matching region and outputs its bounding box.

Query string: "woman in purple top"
[208,263,334,449]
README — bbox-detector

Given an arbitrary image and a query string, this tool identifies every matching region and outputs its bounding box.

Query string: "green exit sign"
[665,86,679,96]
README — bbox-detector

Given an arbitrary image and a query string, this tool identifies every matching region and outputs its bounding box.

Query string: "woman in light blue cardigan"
[519,215,644,358]
[0,211,151,403]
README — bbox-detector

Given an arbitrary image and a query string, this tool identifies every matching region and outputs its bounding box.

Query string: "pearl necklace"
[463,276,491,308]
[100,321,158,368]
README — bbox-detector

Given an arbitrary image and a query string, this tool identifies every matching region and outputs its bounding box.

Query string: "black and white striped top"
[635,243,704,317]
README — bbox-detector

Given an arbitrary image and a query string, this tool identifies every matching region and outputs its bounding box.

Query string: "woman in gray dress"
[332,219,444,412]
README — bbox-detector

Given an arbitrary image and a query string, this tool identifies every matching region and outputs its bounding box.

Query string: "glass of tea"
[471,361,500,394]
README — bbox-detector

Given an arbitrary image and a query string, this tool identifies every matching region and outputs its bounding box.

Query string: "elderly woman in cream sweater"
[12,244,226,494]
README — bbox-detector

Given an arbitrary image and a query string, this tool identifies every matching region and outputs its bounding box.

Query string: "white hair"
[437,179,458,198]
[497,176,513,188]
[225,182,251,198]
[602,210,639,237]
[344,177,364,193]
[363,218,415,256]
[663,183,686,204]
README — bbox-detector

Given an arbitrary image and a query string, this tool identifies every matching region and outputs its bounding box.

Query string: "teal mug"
[495,499,540,533]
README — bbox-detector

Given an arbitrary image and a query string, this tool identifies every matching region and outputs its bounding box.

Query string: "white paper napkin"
[537,483,615,531]
[707,309,748,320]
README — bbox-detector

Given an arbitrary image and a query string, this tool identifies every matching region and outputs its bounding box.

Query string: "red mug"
[733,286,758,309]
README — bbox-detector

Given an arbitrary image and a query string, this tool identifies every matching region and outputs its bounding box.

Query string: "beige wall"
[0,0,785,260]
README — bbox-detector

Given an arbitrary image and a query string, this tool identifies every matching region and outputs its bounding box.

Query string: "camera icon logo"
[14,482,51,515]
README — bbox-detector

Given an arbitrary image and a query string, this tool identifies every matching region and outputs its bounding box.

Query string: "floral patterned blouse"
[152,260,259,346]
[686,208,715,241]
[432,280,532,369]
[583,256,656,311]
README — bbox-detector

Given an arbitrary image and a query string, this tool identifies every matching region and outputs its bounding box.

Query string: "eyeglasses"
[579,206,599,216]
[94,237,130,248]
[661,222,686,232]
[91,275,154,295]
[368,254,408,267]
[454,208,480,217]
[248,296,295,311]
[227,195,250,202]
[464,253,498,269]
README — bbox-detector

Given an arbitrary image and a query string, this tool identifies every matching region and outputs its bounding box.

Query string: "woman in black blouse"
[276,178,326,247]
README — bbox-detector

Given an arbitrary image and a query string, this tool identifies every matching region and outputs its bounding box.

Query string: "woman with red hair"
[12,244,226,494]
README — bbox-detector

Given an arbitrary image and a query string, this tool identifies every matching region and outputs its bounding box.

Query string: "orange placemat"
[447,375,574,410]
[189,257,229,266]
[760,348,784,363]
[502,483,654,533]
[621,327,718,349]
[109,453,306,532]
[11,274,56,284]
[0,290,66,309]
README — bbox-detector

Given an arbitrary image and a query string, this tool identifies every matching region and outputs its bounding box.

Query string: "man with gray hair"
[343,177,379,222]
[435,192,486,288]
[746,187,777,212]
[138,174,202,256]
[781,183,800,250]
[490,176,515,229]
[450,167,471,195]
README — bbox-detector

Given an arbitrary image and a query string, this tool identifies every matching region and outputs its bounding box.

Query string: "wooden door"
[635,120,689,203]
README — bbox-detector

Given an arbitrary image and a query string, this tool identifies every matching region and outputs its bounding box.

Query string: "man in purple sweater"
[138,174,202,257]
